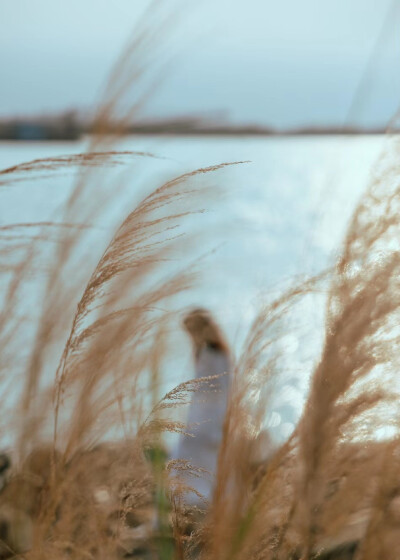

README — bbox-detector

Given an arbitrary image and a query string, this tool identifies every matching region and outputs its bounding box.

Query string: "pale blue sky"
[1,0,399,127]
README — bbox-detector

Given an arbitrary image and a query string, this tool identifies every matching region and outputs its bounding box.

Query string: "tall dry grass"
[0,145,243,558]
[2,5,400,560]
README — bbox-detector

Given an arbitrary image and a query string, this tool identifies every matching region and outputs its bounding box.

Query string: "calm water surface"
[0,134,388,442]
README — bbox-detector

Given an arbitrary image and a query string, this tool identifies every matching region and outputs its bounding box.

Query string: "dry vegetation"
[2,5,400,560]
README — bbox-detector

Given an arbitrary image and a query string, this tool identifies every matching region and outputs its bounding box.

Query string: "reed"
[1,6,400,560]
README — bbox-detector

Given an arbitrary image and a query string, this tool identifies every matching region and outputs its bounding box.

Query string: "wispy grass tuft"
[1,5,400,560]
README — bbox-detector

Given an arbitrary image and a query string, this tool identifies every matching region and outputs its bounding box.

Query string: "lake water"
[0,134,389,443]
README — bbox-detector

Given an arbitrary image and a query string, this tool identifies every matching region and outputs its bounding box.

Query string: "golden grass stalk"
[2,4,400,560]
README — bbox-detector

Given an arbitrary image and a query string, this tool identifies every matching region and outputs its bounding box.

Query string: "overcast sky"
[1,0,399,128]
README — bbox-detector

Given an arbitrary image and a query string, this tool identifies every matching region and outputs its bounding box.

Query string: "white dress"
[174,343,230,504]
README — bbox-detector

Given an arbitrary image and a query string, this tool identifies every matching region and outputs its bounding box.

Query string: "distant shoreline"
[0,131,392,143]
[0,113,394,141]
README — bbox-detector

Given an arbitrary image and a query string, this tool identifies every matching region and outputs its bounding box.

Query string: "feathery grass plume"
[3,3,399,559]
[0,143,242,559]
[0,0,186,458]
[0,7,247,559]
[90,0,186,146]
[289,139,400,558]
[139,372,226,560]
[52,160,242,446]
[200,138,400,560]
[196,137,400,560]
[353,439,400,560]
[202,274,325,560]
[0,150,160,459]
